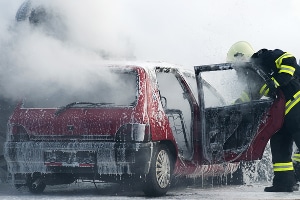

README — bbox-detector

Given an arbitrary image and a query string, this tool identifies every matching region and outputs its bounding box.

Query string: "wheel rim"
[155,149,171,189]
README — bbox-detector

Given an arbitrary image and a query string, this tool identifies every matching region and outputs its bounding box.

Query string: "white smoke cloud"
[0,0,136,102]
[0,0,299,102]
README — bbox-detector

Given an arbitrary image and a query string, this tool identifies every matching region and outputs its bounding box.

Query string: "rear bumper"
[4,141,153,175]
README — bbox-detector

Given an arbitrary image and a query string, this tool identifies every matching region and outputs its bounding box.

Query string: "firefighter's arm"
[273,52,297,86]
[272,73,293,87]
[259,78,277,98]
[234,91,250,104]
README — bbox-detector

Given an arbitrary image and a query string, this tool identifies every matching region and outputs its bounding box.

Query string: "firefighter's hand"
[266,80,277,99]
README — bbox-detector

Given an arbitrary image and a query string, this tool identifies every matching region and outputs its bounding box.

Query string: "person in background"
[223,41,265,151]
[227,41,300,192]
[226,41,264,103]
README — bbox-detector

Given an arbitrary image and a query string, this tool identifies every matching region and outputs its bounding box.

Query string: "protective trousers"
[270,103,300,187]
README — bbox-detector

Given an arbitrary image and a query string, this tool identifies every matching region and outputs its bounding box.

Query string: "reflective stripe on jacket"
[286,91,300,115]
[275,52,296,76]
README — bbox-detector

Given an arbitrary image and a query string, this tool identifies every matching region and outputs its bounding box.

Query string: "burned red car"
[4,62,284,196]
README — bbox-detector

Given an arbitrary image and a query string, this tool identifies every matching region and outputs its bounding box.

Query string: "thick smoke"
[1,0,300,103]
[0,0,136,103]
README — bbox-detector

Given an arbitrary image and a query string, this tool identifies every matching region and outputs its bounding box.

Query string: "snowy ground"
[1,181,300,200]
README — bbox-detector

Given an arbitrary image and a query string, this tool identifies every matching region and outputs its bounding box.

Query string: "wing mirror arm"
[161,96,167,109]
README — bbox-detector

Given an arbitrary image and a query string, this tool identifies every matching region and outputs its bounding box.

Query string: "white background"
[1,0,300,199]
[0,0,299,68]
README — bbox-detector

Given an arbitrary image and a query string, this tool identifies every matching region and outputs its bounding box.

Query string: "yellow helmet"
[226,41,255,62]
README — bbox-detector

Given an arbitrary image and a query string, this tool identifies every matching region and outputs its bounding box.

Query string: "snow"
[0,182,300,200]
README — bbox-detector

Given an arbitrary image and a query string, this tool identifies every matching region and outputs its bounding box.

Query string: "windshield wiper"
[55,102,113,116]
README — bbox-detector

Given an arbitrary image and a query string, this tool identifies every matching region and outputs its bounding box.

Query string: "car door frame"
[194,63,285,163]
[155,67,201,161]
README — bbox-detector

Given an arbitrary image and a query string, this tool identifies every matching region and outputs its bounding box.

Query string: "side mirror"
[161,96,167,109]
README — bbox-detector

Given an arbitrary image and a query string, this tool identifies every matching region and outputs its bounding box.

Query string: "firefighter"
[227,42,300,192]
[250,48,300,192]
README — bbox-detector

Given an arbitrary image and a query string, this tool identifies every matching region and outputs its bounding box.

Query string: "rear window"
[23,69,139,108]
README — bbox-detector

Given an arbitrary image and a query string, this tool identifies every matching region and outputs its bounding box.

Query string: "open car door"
[194,63,285,164]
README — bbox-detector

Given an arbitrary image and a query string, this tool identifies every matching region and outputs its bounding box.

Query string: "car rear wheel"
[143,144,173,197]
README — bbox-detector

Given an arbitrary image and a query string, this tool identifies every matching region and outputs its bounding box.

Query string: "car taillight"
[8,124,29,142]
[115,123,151,142]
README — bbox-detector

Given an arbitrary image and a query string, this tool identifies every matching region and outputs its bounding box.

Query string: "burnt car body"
[4,62,284,196]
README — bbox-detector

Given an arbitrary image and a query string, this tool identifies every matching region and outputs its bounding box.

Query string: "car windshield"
[22,68,138,108]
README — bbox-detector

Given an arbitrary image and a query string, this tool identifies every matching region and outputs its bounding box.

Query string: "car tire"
[28,182,46,194]
[143,144,173,197]
[27,176,46,194]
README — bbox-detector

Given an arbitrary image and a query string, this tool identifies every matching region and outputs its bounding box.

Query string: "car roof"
[84,60,194,74]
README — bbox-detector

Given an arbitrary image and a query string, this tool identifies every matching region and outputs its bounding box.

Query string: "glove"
[250,49,274,75]
[265,79,277,98]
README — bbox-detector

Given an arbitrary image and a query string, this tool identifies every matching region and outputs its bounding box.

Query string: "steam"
[0,0,299,103]
[0,0,136,102]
